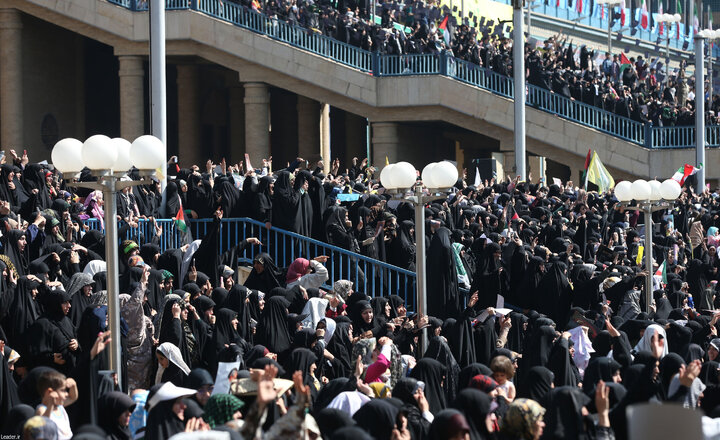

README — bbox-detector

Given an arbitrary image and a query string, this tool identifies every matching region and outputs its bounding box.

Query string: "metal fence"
[84,217,417,308]
[104,0,718,149]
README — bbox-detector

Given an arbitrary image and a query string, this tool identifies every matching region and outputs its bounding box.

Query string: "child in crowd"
[490,355,516,402]
[35,370,78,440]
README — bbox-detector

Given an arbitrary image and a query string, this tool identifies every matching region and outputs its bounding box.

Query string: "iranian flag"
[640,0,649,30]
[576,0,583,14]
[621,0,626,26]
[676,0,682,38]
[653,260,668,291]
[671,163,701,185]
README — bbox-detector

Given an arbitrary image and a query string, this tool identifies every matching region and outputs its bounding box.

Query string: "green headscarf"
[202,394,245,428]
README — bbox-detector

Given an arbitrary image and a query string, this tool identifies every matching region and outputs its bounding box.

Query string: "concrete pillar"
[176,64,201,167]
[243,82,270,162]
[0,9,23,148]
[118,55,145,141]
[320,103,330,173]
[228,86,245,164]
[372,122,401,171]
[528,156,546,184]
[297,95,320,161]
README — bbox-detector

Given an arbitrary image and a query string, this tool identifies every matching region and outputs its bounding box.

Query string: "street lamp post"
[658,14,683,86]
[381,161,458,355]
[512,0,526,180]
[51,135,165,388]
[694,28,719,192]
[614,179,682,313]
[597,0,622,55]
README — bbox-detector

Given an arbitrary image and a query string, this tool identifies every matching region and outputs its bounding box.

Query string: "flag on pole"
[585,151,616,193]
[619,53,633,76]
[175,203,193,245]
[636,245,644,266]
[654,260,668,287]
[658,0,664,35]
[621,0,627,26]
[640,0,649,29]
[671,163,701,185]
[676,0,682,38]
[582,148,592,188]
[576,0,583,14]
[438,15,451,46]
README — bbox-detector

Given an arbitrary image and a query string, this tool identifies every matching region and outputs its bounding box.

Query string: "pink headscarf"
[83,190,105,229]
[286,258,310,283]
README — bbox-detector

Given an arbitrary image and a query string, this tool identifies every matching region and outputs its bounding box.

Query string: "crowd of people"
[225,0,720,127]
[3,147,720,440]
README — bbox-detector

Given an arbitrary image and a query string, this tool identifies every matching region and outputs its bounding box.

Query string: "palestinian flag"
[619,53,632,75]
[438,15,451,46]
[175,204,193,245]
[175,205,187,233]
[671,163,701,185]
[581,149,592,185]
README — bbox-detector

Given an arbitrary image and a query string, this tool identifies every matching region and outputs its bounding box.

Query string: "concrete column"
[0,9,23,148]
[297,95,320,161]
[243,82,270,162]
[371,122,401,171]
[176,64,201,167]
[320,103,330,173]
[118,55,145,141]
[228,86,245,164]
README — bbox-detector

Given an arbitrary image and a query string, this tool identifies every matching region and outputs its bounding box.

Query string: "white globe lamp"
[393,162,418,189]
[648,180,662,201]
[130,135,165,171]
[431,161,459,188]
[631,179,652,200]
[422,163,438,188]
[51,138,84,174]
[82,135,117,170]
[614,181,633,201]
[660,179,682,200]
[380,164,397,189]
[111,138,133,173]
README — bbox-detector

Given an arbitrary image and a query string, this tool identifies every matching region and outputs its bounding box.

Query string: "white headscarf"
[326,391,371,416]
[301,297,329,330]
[634,324,669,358]
[82,260,106,277]
[180,240,202,284]
[156,342,191,384]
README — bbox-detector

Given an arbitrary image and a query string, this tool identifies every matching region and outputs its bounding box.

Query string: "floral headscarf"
[500,398,545,440]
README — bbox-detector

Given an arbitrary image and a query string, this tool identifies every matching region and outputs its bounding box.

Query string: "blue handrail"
[104,0,717,149]
[83,217,417,309]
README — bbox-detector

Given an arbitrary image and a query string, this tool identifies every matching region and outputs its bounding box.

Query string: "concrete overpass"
[1,0,715,182]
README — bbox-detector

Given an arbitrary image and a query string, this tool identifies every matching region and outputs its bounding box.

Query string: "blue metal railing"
[83,217,417,308]
[104,0,720,149]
